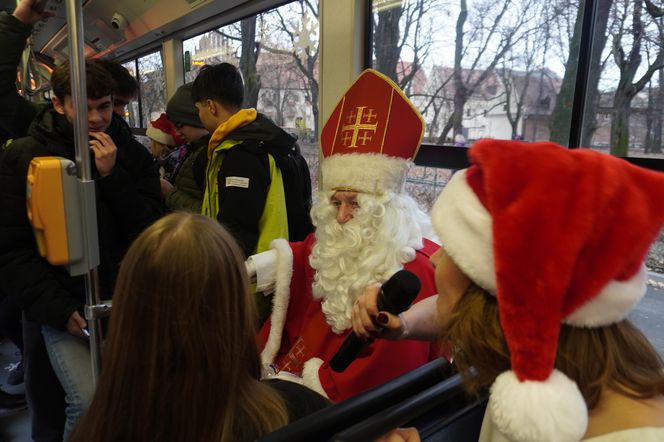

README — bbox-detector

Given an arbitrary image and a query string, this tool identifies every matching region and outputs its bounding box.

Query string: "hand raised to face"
[13,0,55,25]
[89,131,118,177]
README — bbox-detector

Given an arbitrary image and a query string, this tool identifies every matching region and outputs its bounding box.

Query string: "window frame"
[366,0,664,172]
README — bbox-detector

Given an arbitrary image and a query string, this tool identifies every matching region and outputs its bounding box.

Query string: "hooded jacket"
[0,11,41,139]
[165,134,209,213]
[0,107,163,328]
[202,111,313,257]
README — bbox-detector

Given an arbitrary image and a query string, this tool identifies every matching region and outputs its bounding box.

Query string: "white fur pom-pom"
[489,370,587,442]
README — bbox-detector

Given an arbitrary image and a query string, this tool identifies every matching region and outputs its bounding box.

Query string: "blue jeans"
[41,326,94,441]
[23,315,65,442]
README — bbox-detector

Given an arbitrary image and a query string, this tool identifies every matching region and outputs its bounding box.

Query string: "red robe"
[259,233,440,402]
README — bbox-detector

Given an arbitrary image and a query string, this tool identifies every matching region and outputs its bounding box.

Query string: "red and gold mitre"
[320,69,425,194]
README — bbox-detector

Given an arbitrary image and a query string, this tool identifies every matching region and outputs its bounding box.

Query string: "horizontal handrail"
[257,358,453,442]
[331,372,468,442]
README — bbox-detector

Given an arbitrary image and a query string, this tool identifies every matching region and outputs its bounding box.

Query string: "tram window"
[370,0,581,147]
[121,61,140,128]
[182,0,319,181]
[583,1,664,159]
[649,228,664,276]
[137,51,167,128]
[121,51,167,129]
[405,166,455,213]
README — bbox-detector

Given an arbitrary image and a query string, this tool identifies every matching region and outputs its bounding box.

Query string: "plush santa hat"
[431,139,664,442]
[319,69,424,195]
[146,113,184,146]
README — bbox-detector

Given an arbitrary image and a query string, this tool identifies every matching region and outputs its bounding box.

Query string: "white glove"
[245,249,278,294]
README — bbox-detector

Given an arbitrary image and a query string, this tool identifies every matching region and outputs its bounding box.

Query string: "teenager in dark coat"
[0,4,162,439]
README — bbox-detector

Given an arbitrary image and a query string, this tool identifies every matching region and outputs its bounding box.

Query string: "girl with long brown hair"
[70,213,328,442]
[355,139,664,442]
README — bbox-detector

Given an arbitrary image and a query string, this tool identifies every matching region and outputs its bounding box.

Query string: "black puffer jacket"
[216,113,314,255]
[0,107,163,328]
[0,11,39,139]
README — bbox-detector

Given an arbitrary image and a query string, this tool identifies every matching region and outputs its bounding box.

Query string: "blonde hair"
[70,213,288,442]
[443,285,664,408]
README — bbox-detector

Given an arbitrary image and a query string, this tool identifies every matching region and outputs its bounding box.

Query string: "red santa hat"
[319,69,424,195]
[431,139,664,442]
[146,113,184,146]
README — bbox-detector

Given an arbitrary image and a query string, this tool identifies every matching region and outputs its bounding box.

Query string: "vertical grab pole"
[64,0,103,385]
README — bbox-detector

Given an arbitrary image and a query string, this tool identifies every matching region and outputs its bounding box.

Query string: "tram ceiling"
[24,0,249,64]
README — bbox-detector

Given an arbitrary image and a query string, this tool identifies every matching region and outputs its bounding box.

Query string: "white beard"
[309,191,431,334]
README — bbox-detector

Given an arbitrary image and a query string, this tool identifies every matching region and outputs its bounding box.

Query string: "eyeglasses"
[174,122,184,129]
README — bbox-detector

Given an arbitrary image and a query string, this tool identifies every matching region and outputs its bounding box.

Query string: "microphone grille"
[378,269,421,314]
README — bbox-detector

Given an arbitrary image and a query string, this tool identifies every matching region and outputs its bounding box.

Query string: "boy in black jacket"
[0,12,162,442]
[0,61,162,440]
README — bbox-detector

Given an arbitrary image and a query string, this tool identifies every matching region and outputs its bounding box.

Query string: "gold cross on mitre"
[340,106,379,148]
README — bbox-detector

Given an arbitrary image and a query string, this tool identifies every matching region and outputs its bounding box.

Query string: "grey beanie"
[166,83,204,128]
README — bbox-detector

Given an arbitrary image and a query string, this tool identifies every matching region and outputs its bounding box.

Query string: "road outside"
[632,272,664,357]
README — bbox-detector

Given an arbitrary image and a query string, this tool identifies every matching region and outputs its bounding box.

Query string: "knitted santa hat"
[319,69,424,195]
[431,139,664,442]
[146,113,184,146]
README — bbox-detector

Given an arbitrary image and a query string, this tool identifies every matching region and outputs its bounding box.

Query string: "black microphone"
[329,270,421,373]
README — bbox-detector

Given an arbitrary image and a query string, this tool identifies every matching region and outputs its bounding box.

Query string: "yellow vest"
[201,110,289,254]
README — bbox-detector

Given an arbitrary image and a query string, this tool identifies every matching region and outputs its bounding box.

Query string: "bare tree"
[643,0,664,153]
[373,0,438,92]
[580,0,612,146]
[410,67,454,140]
[259,0,320,139]
[547,0,611,146]
[653,32,664,153]
[259,55,303,126]
[435,0,532,143]
[220,2,318,135]
[207,20,262,108]
[646,77,656,152]
[610,0,664,156]
[500,67,529,140]
[549,1,583,145]
[240,17,261,108]
[644,31,660,152]
[137,52,166,127]
[374,5,402,83]
[499,28,542,140]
